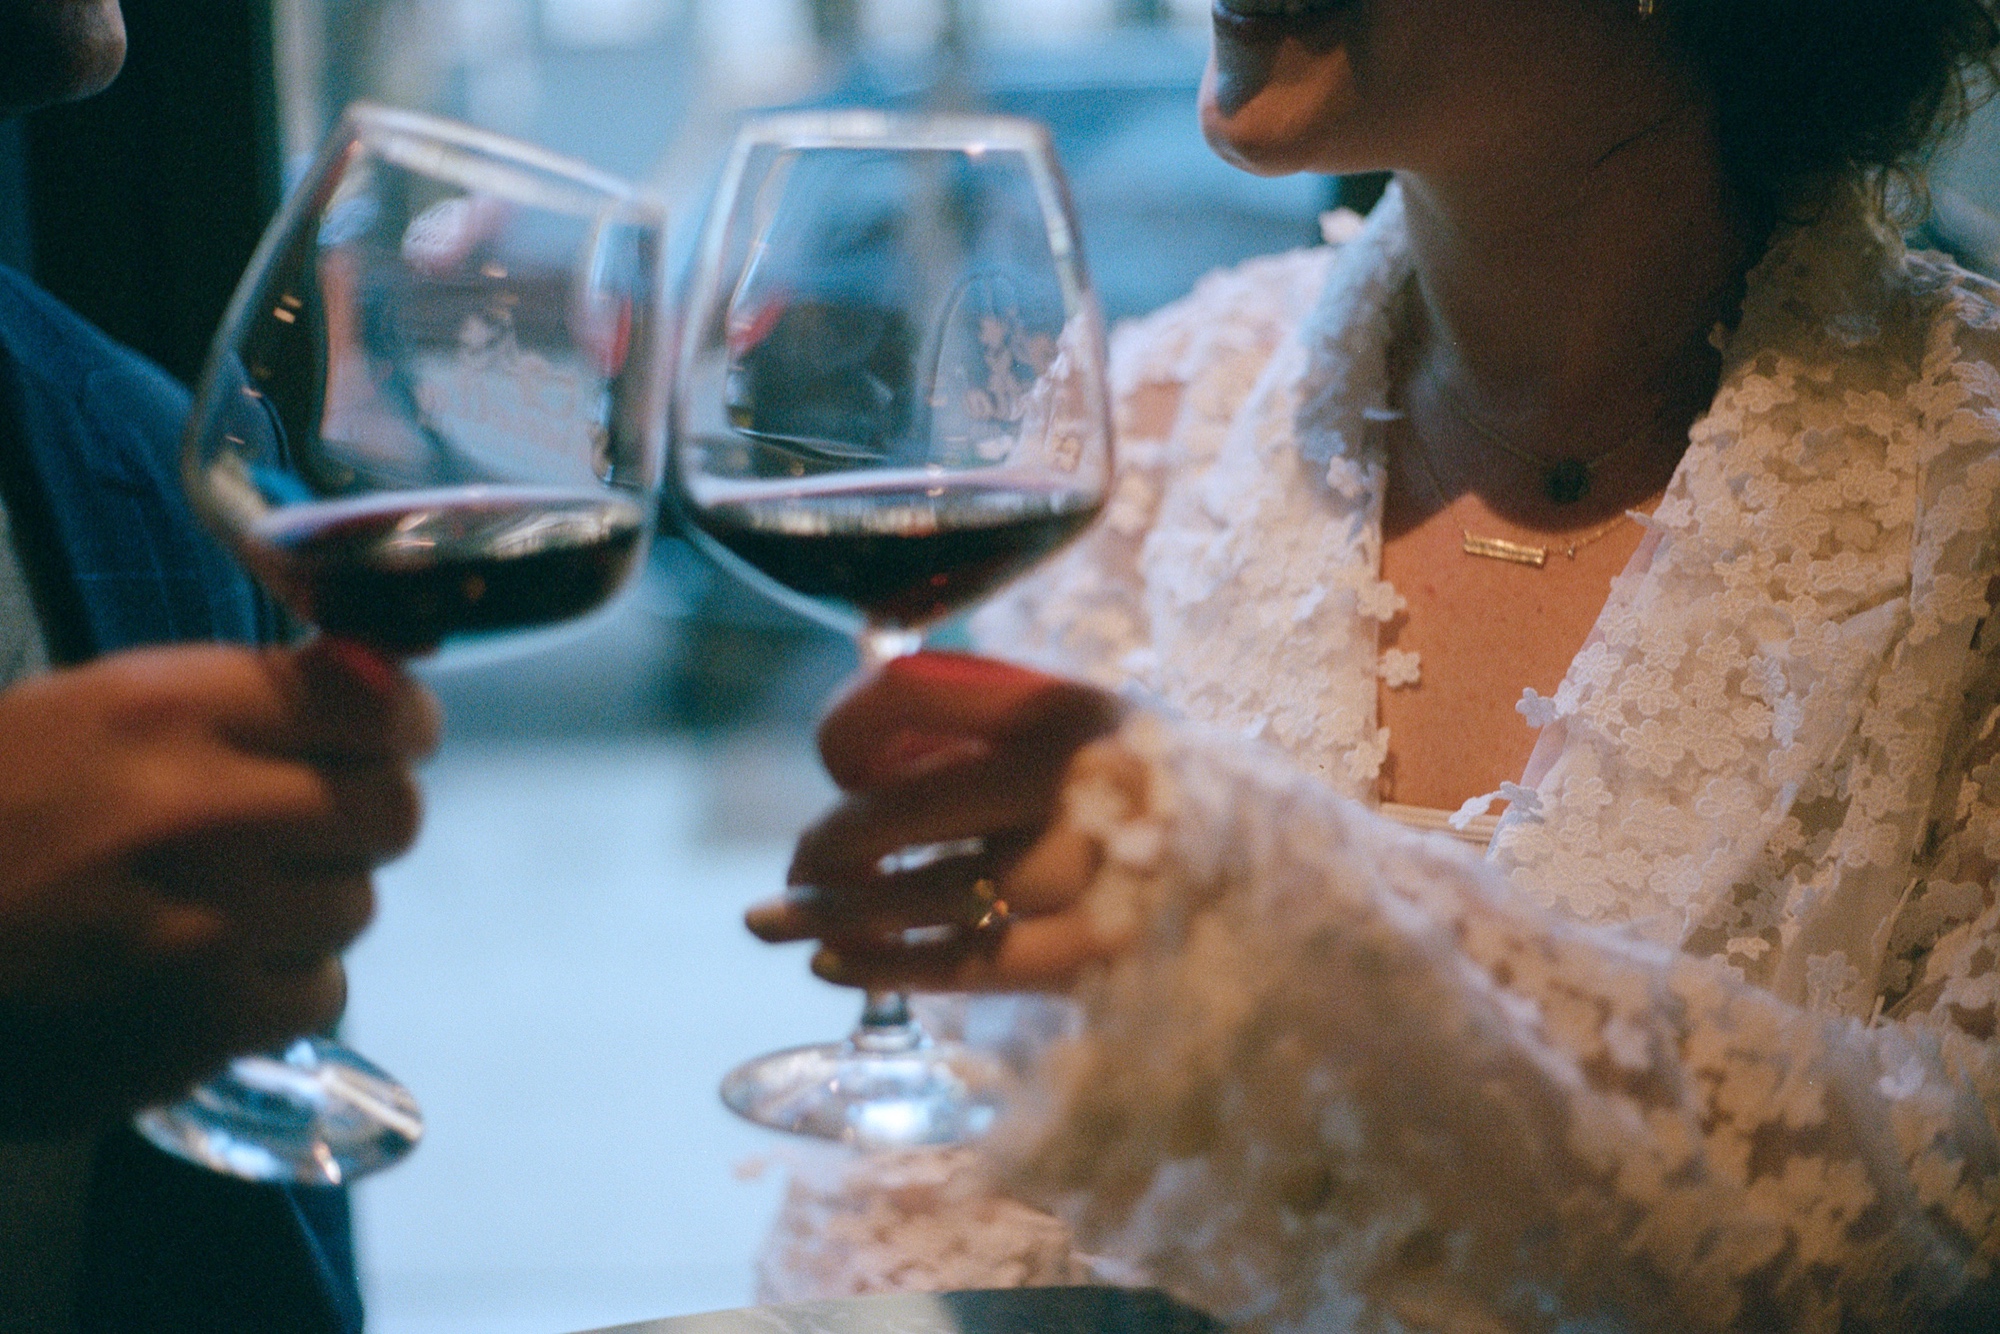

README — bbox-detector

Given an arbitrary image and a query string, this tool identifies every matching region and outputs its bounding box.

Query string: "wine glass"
[139,103,668,1185]
[671,112,1112,1148]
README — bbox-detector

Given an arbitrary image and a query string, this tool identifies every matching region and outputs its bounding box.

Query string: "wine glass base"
[720,1039,1007,1149]
[134,1038,423,1186]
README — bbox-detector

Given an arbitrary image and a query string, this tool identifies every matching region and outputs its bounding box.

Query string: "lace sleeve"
[1881,288,2000,1102]
[1001,713,2000,1333]
[1883,593,2000,1194]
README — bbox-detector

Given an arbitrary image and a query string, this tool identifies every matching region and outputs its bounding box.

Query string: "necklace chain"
[1383,283,1649,557]
[1399,424,1635,568]
[1429,372,1660,506]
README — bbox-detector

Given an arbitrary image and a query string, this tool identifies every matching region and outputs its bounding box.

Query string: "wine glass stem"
[854,990,923,1055]
[854,624,927,1060]
[859,625,924,671]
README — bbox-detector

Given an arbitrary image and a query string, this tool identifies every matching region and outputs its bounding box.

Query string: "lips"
[1211,0,1357,41]
[1213,0,1354,16]
[1204,0,1357,130]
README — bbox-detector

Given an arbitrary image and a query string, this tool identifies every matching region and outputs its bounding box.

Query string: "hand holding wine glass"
[748,650,1131,993]
[0,638,435,1134]
[672,112,1112,1147]
[145,104,667,1184]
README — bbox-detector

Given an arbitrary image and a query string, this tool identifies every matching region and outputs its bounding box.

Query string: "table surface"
[574,1288,1223,1334]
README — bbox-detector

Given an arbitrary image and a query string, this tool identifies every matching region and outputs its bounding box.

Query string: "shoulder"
[1105,245,1339,471]
[972,248,1336,679]
[0,263,190,439]
[1909,253,2000,395]
[1898,230,2000,335]
[0,265,265,653]
[1892,253,2000,469]
[1884,254,2000,642]
[1732,204,1999,464]
[1109,246,1336,401]
[0,262,197,510]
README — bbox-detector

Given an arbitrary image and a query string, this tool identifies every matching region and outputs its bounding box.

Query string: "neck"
[1394,102,1758,515]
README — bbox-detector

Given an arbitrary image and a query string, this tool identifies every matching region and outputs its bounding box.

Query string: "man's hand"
[0,638,440,1133]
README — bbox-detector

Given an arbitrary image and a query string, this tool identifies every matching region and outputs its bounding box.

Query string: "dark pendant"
[1544,458,1592,505]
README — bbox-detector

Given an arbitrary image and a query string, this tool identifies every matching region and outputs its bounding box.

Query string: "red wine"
[691,480,1101,629]
[241,487,646,653]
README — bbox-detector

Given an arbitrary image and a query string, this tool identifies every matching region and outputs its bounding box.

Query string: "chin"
[1198,21,1367,179]
[1201,85,1324,177]
[0,0,127,116]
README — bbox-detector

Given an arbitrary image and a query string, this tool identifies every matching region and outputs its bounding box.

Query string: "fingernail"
[317,636,403,696]
[877,732,989,782]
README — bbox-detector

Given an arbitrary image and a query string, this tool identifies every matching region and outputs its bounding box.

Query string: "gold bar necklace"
[1462,532,1550,567]
[1403,434,1634,567]
[1458,513,1635,567]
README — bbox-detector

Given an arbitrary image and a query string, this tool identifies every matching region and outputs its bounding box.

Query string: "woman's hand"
[0,638,440,1132]
[748,652,1130,993]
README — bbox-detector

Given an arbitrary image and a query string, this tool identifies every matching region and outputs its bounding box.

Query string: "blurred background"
[2,3,1996,1331]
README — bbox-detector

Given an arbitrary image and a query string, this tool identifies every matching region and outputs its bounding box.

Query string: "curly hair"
[1663,0,2000,220]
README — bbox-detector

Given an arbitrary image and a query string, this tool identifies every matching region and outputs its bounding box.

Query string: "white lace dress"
[759,185,2000,1332]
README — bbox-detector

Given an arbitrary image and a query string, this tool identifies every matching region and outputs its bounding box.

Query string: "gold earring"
[1637,0,1656,14]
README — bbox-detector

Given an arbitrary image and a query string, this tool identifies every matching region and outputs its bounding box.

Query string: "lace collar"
[1278,181,1988,1008]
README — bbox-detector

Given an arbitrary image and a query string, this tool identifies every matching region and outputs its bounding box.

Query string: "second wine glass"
[146,103,668,1185]
[672,112,1112,1148]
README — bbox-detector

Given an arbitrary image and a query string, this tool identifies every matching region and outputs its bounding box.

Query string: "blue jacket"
[0,263,364,1334]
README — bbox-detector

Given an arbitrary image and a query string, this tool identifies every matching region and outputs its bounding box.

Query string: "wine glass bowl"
[143,103,667,1185]
[676,115,1110,642]
[672,112,1111,1147]
[187,104,665,658]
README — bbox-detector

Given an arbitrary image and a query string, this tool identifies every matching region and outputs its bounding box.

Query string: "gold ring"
[967,878,1014,935]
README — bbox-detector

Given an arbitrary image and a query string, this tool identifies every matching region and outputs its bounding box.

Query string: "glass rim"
[725,110,1056,157]
[185,99,671,530]
[336,101,665,224]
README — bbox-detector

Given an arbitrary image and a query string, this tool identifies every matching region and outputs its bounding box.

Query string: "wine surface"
[242,487,646,653]
[691,481,1101,630]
